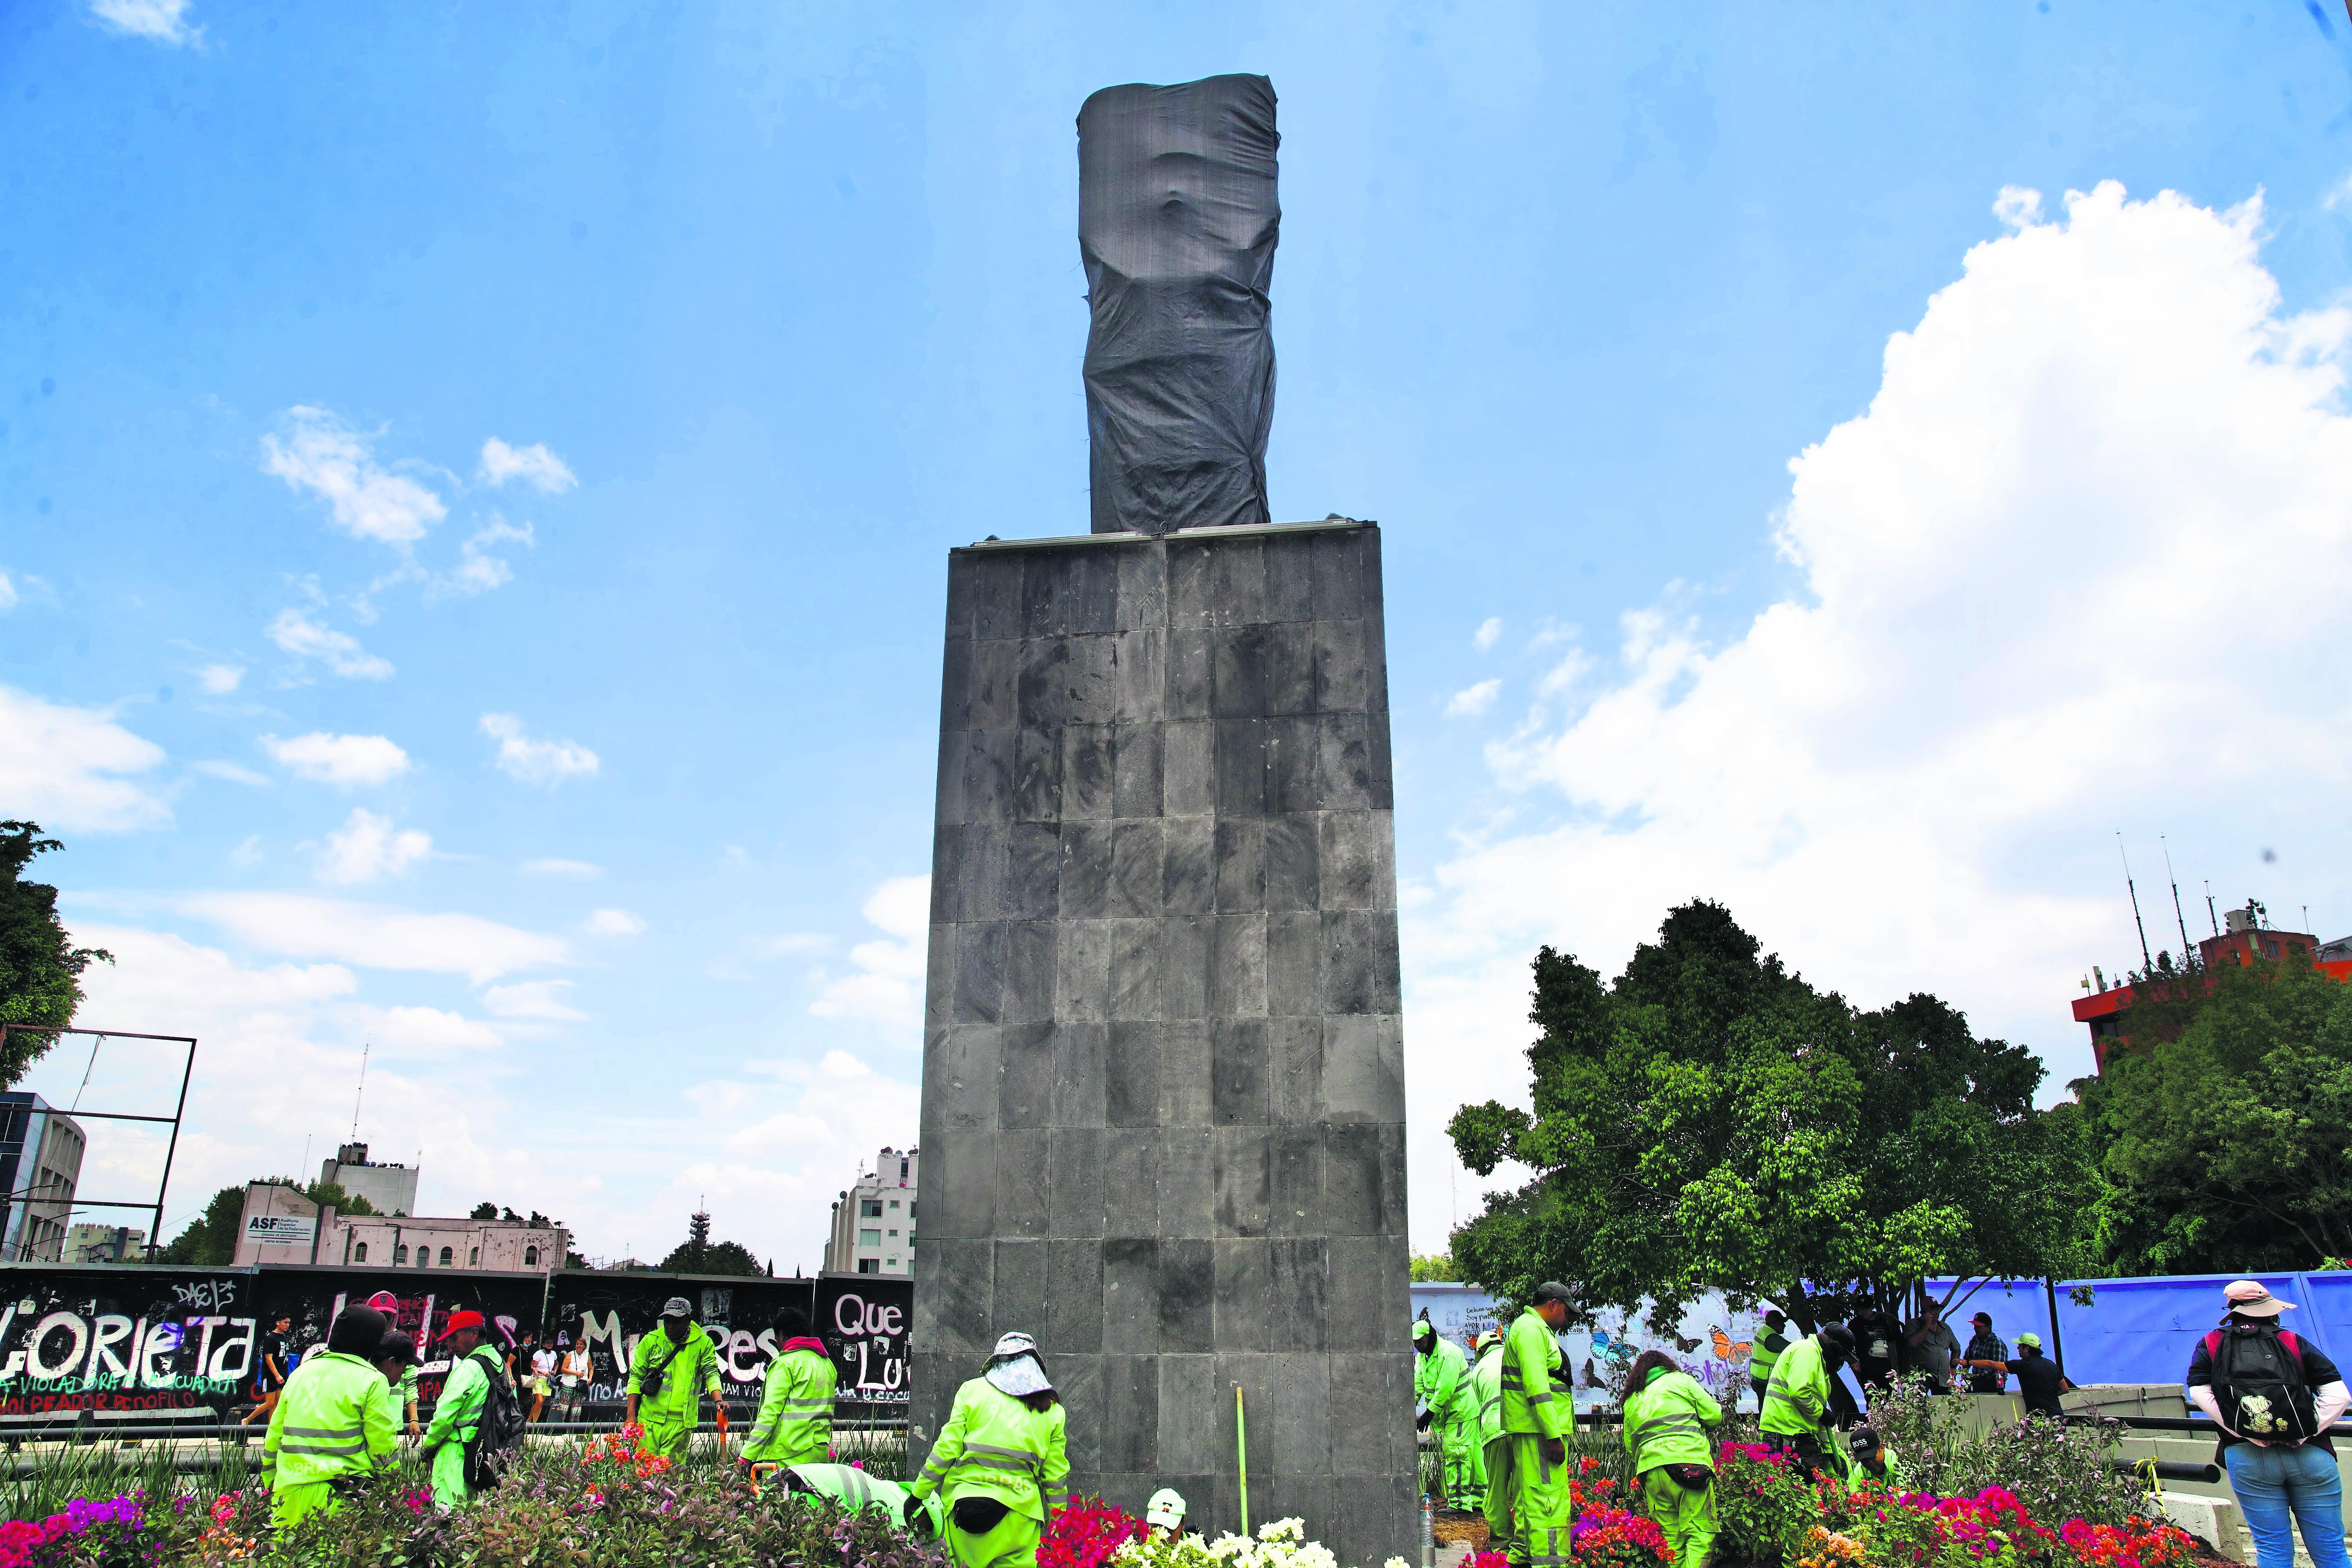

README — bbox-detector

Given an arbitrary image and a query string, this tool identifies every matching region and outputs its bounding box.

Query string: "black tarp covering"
[1079,74,1279,536]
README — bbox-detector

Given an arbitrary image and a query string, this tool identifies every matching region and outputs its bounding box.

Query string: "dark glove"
[1416,1410,1435,1431]
[1541,1437,1567,1466]
[903,1495,926,1528]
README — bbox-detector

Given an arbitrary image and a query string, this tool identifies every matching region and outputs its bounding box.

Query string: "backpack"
[2203,1324,2318,1442]
[462,1348,529,1489]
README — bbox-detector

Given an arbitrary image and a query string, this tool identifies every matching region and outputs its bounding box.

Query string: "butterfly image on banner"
[1710,1327,1752,1363]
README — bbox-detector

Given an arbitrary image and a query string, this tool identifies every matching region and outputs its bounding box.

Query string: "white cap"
[1147,1488,1187,1528]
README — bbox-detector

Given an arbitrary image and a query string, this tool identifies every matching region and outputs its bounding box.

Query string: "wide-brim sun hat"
[2224,1280,2294,1318]
[986,1330,1054,1397]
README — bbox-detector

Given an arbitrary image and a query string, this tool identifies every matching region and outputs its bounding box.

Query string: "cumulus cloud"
[86,0,200,46]
[1445,679,1501,718]
[0,688,170,832]
[480,713,598,785]
[583,908,646,936]
[267,609,394,680]
[0,573,17,614]
[262,732,411,787]
[521,858,603,879]
[314,808,432,885]
[1473,616,1502,652]
[260,407,446,546]
[808,876,929,1024]
[195,663,245,695]
[178,893,568,983]
[437,517,535,598]
[1404,181,2352,1250]
[482,980,589,1021]
[190,760,270,787]
[477,438,578,494]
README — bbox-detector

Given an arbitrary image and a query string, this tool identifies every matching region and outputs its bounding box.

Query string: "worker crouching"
[910,1332,1070,1568]
[1758,1322,1857,1484]
[1620,1351,1727,1568]
[262,1306,398,1527]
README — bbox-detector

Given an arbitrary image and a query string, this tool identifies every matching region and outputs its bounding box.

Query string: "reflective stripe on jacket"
[1749,1331,1788,1384]
[1417,1336,1473,1421]
[745,1346,838,1464]
[1499,1308,1569,1439]
[420,1346,502,1457]
[1621,1368,1725,1472]
[1759,1335,1830,1437]
[263,1350,398,1492]
[909,1375,1071,1522]
[628,1322,722,1420]
[1472,1339,1506,1444]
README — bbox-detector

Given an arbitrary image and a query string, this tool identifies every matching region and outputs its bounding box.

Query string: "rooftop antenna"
[2205,882,2220,937]
[350,1041,371,1142]
[301,1133,312,1183]
[2162,837,2194,966]
[2117,833,2153,972]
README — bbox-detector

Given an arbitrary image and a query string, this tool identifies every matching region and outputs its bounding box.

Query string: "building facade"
[824,1145,918,1275]
[2072,904,2352,1072]
[63,1222,146,1263]
[0,1094,85,1263]
[233,1182,565,1274]
[318,1142,419,1217]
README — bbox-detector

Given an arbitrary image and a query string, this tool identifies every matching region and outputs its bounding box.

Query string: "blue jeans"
[2224,1442,2351,1568]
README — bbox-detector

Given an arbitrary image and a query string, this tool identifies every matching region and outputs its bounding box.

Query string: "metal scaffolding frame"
[0,1025,197,1262]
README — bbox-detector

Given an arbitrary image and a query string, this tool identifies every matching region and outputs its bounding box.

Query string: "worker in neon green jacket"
[263,1307,398,1527]
[1621,1353,1727,1568]
[742,1305,838,1467]
[910,1331,1070,1568]
[628,1296,727,1461]
[1485,1284,1575,1568]
[1758,1323,1855,1482]
[1471,1330,1506,1448]
[419,1312,506,1510]
[1414,1318,1485,1509]
[778,1461,945,1539]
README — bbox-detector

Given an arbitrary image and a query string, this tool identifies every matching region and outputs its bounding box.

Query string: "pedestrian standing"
[1962,1333,2072,1420]
[1848,1307,1899,1395]
[261,1307,397,1527]
[1903,1303,1960,1395]
[908,1332,1070,1568]
[557,1337,593,1422]
[742,1305,837,1468]
[363,1293,421,1437]
[1962,1313,2009,1394]
[1747,1312,1788,1407]
[2187,1280,2352,1568]
[1414,1318,1486,1510]
[1759,1323,1857,1482]
[1471,1329,1506,1461]
[1485,1282,1575,1568]
[527,1336,557,1424]
[627,1296,726,1461]
[420,1311,507,1510]
[1621,1350,1726,1568]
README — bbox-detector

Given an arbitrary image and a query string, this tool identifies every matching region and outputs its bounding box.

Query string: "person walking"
[1962,1313,2009,1395]
[1759,1322,1857,1482]
[743,1305,838,1468]
[1415,1318,1486,1510]
[243,1314,295,1426]
[627,1296,727,1461]
[2187,1280,2352,1568]
[909,1332,1069,1568]
[1486,1283,1575,1568]
[260,1306,398,1528]
[1621,1351,1725,1568]
[1747,1312,1789,1408]
[420,1311,507,1510]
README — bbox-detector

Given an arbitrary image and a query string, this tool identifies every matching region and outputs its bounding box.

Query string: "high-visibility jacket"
[910,1376,1070,1523]
[785,1461,943,1536]
[629,1322,722,1424]
[744,1342,838,1464]
[1417,1336,1473,1422]
[1759,1335,1832,1437]
[421,1346,503,1458]
[1622,1368,1725,1473]
[1748,1330,1788,1385]
[1499,1309,1569,1439]
[262,1350,397,1494]
[1472,1338,1506,1444]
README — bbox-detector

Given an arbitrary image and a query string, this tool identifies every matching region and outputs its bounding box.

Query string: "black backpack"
[2205,1323,2318,1443]
[462,1347,529,1489]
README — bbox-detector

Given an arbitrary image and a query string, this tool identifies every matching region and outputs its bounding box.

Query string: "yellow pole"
[1236,1383,1251,1538]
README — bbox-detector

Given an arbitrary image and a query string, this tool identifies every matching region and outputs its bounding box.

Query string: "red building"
[2073,906,2352,1074]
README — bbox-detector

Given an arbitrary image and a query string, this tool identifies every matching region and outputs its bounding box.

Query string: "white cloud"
[1445,679,1502,718]
[521,858,603,879]
[260,407,446,546]
[479,713,598,785]
[758,933,832,959]
[267,609,394,680]
[0,573,17,614]
[584,908,646,936]
[314,808,433,885]
[1405,181,2352,1250]
[196,663,245,695]
[190,760,270,787]
[178,892,568,984]
[482,980,589,1022]
[262,732,412,787]
[477,438,578,494]
[0,688,170,832]
[809,875,929,1023]
[1473,616,1502,652]
[86,0,201,46]
[438,517,535,598]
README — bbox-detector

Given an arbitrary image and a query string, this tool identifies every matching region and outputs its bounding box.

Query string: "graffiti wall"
[0,1267,263,1424]
[542,1272,910,1410]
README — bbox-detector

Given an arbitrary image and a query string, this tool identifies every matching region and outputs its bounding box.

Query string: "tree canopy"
[0,822,111,1086]
[660,1208,764,1276]
[1447,901,2089,1332]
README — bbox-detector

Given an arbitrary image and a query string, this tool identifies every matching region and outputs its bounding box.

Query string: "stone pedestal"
[911,519,1414,1567]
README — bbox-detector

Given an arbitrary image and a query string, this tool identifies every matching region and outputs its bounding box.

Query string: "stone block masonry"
[910,518,1414,1568]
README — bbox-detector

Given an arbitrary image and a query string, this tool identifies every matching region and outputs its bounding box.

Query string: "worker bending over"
[263,1306,398,1527]
[1758,1321,1856,1483]
[910,1331,1070,1568]
[1415,1317,1486,1509]
[1621,1351,1726,1568]
[1486,1282,1576,1568]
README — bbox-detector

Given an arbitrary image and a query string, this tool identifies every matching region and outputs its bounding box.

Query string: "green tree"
[1410,1252,1462,1282]
[2083,953,2352,1272]
[0,822,112,1086]
[304,1180,377,1217]
[162,1185,249,1265]
[470,1201,499,1220]
[1447,902,2089,1333]
[659,1208,763,1276]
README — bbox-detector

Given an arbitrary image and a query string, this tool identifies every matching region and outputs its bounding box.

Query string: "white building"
[0,1093,85,1263]
[824,1145,917,1275]
[233,1182,565,1274]
[64,1222,145,1263]
[318,1142,419,1217]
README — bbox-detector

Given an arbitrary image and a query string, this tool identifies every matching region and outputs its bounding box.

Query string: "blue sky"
[7,0,2352,1266]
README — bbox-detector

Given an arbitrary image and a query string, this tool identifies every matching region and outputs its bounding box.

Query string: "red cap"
[365,1292,400,1313]
[439,1310,486,1340]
